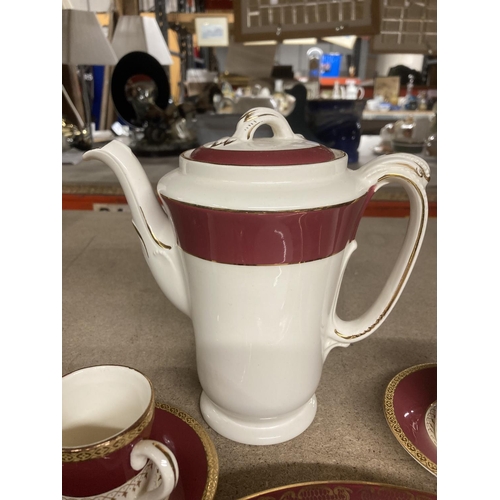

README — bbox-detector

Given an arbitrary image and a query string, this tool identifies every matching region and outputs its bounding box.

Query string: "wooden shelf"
[96,11,234,32]
[96,12,111,26]
[166,11,234,34]
[319,77,361,86]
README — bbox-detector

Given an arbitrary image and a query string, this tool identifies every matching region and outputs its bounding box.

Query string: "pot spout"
[82,140,190,317]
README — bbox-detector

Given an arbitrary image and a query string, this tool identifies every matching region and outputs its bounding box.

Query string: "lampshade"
[111,16,173,65]
[282,38,318,45]
[62,9,118,66]
[322,35,357,50]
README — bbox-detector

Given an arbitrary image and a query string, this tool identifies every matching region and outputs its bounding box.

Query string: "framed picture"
[233,0,381,43]
[195,17,229,47]
[370,0,436,54]
[373,76,401,101]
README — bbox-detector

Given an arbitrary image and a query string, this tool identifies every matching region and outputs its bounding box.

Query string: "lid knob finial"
[234,107,297,142]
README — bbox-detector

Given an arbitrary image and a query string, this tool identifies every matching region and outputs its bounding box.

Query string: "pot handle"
[325,153,430,350]
[233,107,297,141]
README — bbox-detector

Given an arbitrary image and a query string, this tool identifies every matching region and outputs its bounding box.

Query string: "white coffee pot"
[84,108,430,445]
[345,79,365,100]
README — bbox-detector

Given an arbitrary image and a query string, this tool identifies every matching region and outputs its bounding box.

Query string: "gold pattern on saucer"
[237,480,436,500]
[156,402,219,500]
[384,363,437,476]
[62,398,155,463]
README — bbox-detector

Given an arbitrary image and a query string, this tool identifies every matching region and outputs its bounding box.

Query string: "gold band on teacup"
[62,397,155,463]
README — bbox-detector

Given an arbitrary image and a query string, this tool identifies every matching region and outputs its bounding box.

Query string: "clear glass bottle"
[404,74,418,111]
[273,79,287,114]
[417,90,428,110]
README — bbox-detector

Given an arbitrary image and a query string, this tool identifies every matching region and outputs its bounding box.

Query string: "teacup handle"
[325,153,430,350]
[357,87,365,99]
[130,439,179,500]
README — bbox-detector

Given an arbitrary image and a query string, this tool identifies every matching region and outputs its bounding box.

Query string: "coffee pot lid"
[189,108,340,166]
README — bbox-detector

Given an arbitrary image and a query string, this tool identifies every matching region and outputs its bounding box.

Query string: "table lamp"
[111,15,173,65]
[62,8,118,148]
[110,15,188,156]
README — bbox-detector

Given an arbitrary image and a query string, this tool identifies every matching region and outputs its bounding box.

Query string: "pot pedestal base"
[199,391,317,445]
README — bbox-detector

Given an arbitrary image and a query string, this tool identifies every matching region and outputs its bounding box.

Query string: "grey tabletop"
[62,211,437,499]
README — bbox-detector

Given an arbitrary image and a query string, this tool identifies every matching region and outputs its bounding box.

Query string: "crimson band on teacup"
[162,189,374,266]
[62,365,178,499]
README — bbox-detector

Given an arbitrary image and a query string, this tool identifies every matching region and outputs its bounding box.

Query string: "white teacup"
[62,365,179,500]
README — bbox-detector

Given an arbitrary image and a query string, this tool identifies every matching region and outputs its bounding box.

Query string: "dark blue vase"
[305,99,366,163]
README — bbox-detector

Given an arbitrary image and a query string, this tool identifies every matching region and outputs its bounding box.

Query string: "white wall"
[275,42,353,77]
[215,41,354,79]
[63,0,111,10]
[215,42,426,81]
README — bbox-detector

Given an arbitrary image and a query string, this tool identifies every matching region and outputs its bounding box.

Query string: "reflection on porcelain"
[238,480,437,500]
[425,401,437,446]
[84,108,430,445]
[384,363,437,476]
[62,365,179,499]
